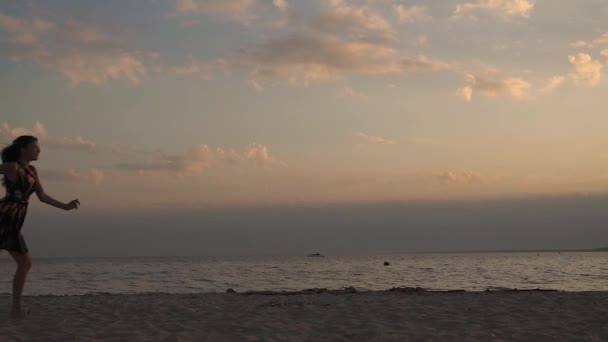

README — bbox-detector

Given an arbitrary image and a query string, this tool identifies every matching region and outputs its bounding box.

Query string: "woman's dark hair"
[2,135,38,187]
[2,135,38,163]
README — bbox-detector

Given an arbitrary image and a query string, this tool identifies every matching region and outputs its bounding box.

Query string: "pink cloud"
[0,12,149,86]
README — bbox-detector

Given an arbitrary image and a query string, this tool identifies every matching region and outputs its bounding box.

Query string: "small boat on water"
[307,253,325,257]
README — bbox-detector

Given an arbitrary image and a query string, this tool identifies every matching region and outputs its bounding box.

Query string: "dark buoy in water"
[384,261,390,266]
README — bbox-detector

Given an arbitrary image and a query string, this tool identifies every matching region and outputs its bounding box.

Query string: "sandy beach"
[1,289,607,341]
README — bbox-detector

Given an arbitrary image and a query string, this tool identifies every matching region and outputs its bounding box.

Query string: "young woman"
[0,135,80,319]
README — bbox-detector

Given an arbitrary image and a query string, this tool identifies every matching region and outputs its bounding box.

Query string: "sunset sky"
[1,0,608,214]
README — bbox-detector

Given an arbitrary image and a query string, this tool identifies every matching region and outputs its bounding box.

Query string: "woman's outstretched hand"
[64,199,80,210]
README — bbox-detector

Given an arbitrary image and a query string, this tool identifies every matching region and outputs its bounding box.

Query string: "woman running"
[0,135,80,319]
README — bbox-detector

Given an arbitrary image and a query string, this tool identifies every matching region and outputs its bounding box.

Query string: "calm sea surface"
[1,252,607,295]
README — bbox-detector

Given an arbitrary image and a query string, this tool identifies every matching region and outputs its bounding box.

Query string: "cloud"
[415,35,428,46]
[594,33,608,46]
[570,41,593,49]
[268,0,289,27]
[339,87,364,99]
[540,76,565,93]
[251,80,264,91]
[355,132,395,145]
[0,121,48,142]
[439,171,483,184]
[111,144,130,156]
[602,49,608,57]
[0,12,148,86]
[175,0,256,25]
[59,53,146,87]
[169,1,449,86]
[246,143,286,167]
[568,53,602,87]
[232,33,450,85]
[273,0,288,14]
[454,0,534,18]
[41,168,105,185]
[0,13,55,45]
[0,121,96,152]
[116,143,285,175]
[459,74,531,101]
[570,32,608,49]
[167,60,213,79]
[315,0,393,37]
[393,5,431,23]
[459,84,474,101]
[47,136,97,152]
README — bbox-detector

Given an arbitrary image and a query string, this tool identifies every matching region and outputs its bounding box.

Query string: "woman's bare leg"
[8,251,32,319]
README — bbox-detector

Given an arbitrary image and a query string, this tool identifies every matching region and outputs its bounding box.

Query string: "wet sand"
[1,289,607,341]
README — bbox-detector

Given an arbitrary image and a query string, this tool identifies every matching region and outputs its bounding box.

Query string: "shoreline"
[1,285,572,298]
[0,286,581,298]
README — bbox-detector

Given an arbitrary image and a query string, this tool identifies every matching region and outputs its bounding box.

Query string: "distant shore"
[2,289,607,341]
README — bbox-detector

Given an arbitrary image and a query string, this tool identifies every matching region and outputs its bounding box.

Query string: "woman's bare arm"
[30,165,79,210]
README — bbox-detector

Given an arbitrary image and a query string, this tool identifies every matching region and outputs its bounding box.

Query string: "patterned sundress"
[0,164,37,253]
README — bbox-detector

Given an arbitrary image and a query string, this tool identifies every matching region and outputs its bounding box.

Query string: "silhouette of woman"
[0,135,80,319]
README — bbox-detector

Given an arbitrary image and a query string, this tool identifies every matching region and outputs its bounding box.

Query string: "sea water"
[0,252,607,295]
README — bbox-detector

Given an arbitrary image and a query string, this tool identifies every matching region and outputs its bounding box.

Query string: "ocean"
[1,252,607,295]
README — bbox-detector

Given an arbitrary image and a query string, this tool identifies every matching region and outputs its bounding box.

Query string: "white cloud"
[0,121,96,152]
[455,0,534,18]
[59,53,146,87]
[268,0,289,27]
[355,132,395,145]
[246,143,286,167]
[189,1,450,86]
[593,32,608,46]
[117,143,285,175]
[251,80,264,91]
[570,41,593,49]
[439,171,483,184]
[459,74,531,101]
[569,32,608,49]
[273,0,288,15]
[594,33,608,46]
[415,35,428,47]
[42,168,105,185]
[168,60,213,79]
[568,53,602,87]
[47,136,97,152]
[234,34,450,85]
[393,4,431,23]
[339,87,364,99]
[0,13,55,45]
[0,121,48,141]
[459,84,474,102]
[315,0,394,39]
[540,76,565,93]
[0,12,148,86]
[176,0,256,25]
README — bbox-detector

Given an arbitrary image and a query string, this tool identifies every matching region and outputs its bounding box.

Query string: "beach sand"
[1,289,607,341]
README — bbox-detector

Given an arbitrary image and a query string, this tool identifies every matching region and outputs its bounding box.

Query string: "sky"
[1,0,608,256]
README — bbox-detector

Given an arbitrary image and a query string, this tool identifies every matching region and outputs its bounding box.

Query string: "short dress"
[0,164,38,253]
